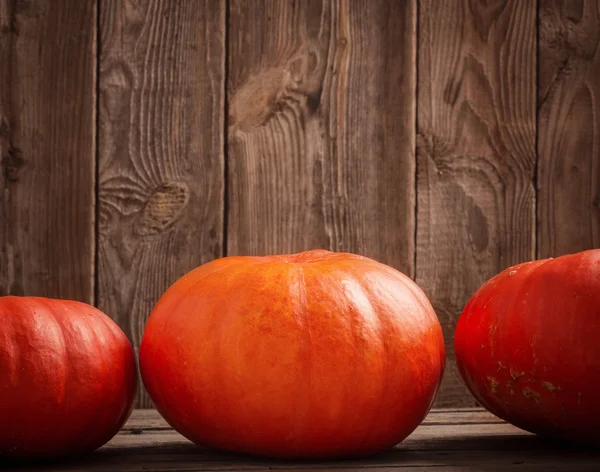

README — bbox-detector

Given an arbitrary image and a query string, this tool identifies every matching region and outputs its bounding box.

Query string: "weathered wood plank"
[422,409,503,425]
[0,0,96,301]
[98,0,226,407]
[227,0,416,275]
[101,424,540,453]
[11,410,600,471]
[417,0,537,406]
[122,408,504,432]
[537,0,600,258]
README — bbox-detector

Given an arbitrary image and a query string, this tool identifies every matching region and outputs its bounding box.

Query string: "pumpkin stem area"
[264,249,336,263]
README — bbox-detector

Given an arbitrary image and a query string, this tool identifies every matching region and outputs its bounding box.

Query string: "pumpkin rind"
[455,249,600,444]
[140,250,445,459]
[0,296,137,457]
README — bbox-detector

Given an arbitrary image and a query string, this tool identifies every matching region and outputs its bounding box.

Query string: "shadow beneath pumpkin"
[3,433,599,471]
[396,433,599,453]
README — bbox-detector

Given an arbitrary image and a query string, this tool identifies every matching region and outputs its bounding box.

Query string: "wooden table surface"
[7,408,600,471]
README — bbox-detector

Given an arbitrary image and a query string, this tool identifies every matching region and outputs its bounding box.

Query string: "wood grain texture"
[417,0,537,406]
[121,408,505,432]
[538,0,600,258]
[98,0,226,406]
[227,0,416,275]
[0,0,96,301]
[10,410,600,471]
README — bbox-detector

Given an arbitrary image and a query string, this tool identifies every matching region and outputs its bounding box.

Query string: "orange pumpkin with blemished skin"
[0,296,137,457]
[455,249,600,444]
[140,250,445,459]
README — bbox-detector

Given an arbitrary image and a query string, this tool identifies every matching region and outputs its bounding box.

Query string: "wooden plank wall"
[417,0,537,405]
[0,1,96,301]
[1,0,599,408]
[538,0,600,257]
[227,0,416,273]
[97,0,225,407]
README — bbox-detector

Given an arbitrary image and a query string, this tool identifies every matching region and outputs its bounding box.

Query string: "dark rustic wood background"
[1,0,599,408]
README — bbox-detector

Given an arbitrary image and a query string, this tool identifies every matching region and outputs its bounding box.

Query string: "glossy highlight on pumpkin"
[455,249,600,444]
[140,250,445,459]
[0,296,137,458]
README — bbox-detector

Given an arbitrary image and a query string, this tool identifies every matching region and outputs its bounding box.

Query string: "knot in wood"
[2,147,25,183]
[135,182,189,237]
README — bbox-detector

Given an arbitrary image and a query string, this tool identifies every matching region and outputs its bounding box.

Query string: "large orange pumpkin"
[455,249,600,444]
[0,296,137,457]
[140,250,445,458]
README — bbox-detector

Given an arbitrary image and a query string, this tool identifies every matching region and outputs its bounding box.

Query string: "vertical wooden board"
[99,0,225,406]
[538,0,600,258]
[417,0,537,406]
[227,0,416,275]
[0,1,96,301]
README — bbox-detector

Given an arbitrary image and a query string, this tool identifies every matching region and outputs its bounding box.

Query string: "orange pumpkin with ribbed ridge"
[0,297,136,457]
[140,250,445,459]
